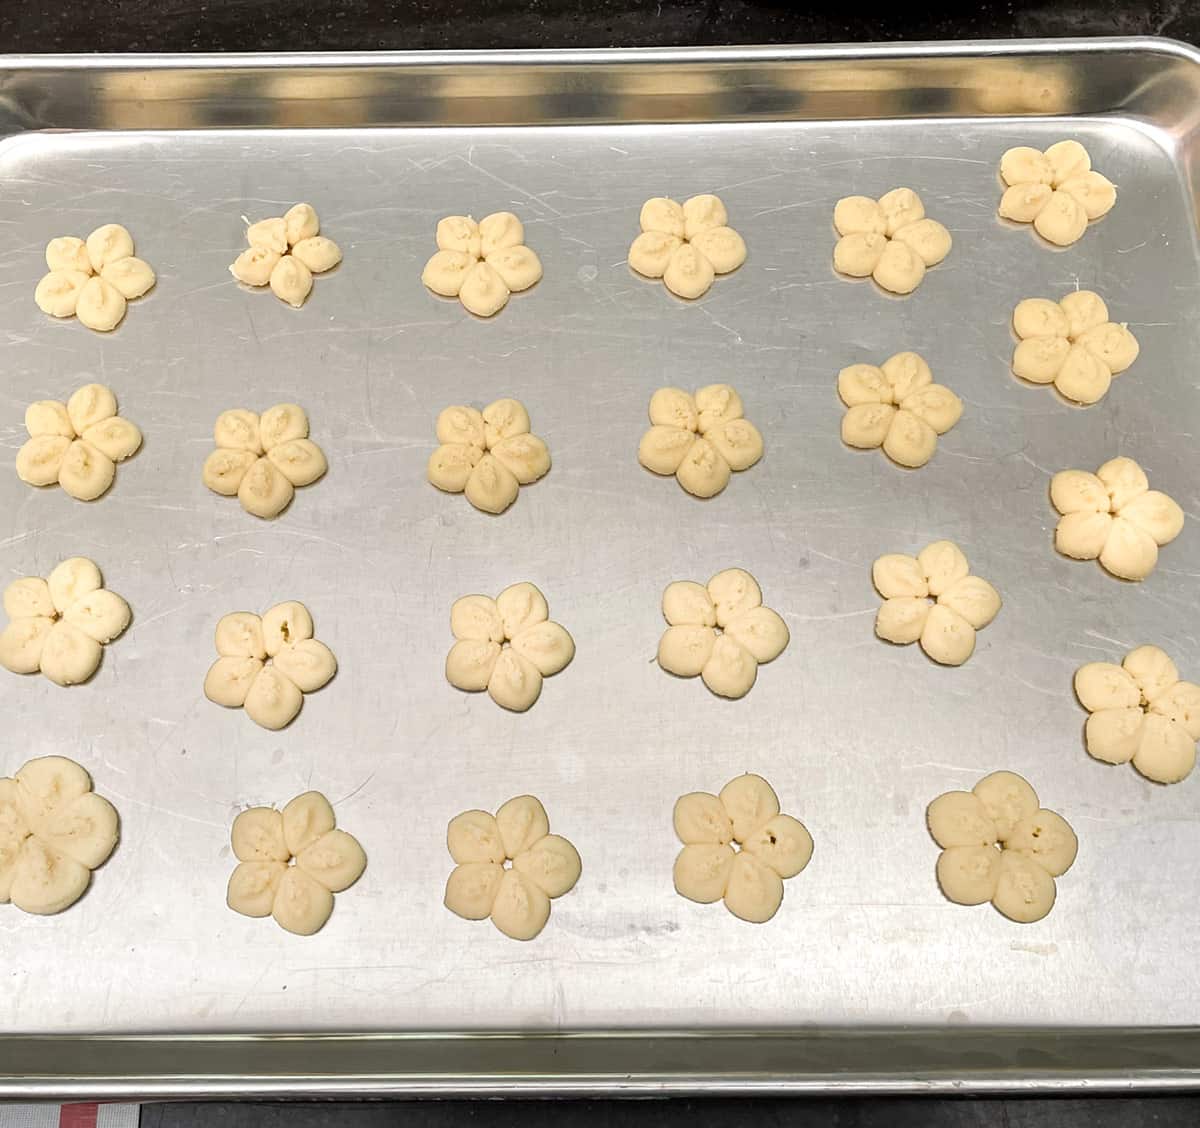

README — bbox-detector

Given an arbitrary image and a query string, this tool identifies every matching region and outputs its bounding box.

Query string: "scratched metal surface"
[1,106,1199,1036]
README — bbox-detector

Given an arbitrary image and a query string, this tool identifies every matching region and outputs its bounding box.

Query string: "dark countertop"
[7,2,1199,1125]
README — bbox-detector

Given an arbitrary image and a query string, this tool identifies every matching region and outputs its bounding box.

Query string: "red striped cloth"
[0,1104,138,1128]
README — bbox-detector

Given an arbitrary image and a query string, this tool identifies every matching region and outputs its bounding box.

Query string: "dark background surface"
[7,0,1198,1123]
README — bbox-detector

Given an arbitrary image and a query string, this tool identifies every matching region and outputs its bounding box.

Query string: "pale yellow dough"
[204,601,335,730]
[0,756,119,915]
[16,383,141,501]
[637,383,763,498]
[427,397,549,515]
[227,790,365,935]
[657,569,787,699]
[837,351,961,469]
[444,584,573,713]
[1075,644,1200,783]
[203,403,327,519]
[0,557,129,686]
[231,202,340,308]
[628,193,745,299]
[998,140,1115,245]
[35,223,155,332]
[672,773,812,923]
[832,187,950,294]
[422,211,542,317]
[1049,457,1182,581]
[872,541,1000,667]
[927,772,1075,923]
[444,794,580,940]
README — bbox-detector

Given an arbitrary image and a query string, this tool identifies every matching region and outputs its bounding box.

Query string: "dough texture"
[227,790,365,935]
[204,601,335,730]
[1010,290,1138,404]
[672,773,812,923]
[928,771,1075,923]
[203,403,327,519]
[421,211,541,317]
[445,583,573,713]
[35,224,154,332]
[1049,457,1182,581]
[638,384,763,498]
[872,541,1000,667]
[231,202,340,308]
[0,756,119,915]
[0,557,129,686]
[16,384,141,501]
[1075,644,1200,783]
[628,193,745,299]
[428,398,550,515]
[832,188,951,295]
[657,569,788,699]
[998,140,1115,246]
[837,352,962,469]
[444,794,580,940]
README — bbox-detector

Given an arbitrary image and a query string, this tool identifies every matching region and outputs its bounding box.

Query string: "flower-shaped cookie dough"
[34,224,155,332]
[837,352,962,469]
[427,398,550,515]
[444,583,574,713]
[673,773,812,924]
[16,383,142,501]
[928,772,1077,923]
[1,756,119,915]
[444,794,580,941]
[0,557,130,686]
[229,203,341,308]
[226,791,366,936]
[1075,646,1200,784]
[1050,457,1183,581]
[421,212,542,318]
[998,140,1116,246]
[637,384,763,499]
[204,601,337,730]
[1010,291,1139,405]
[832,189,951,295]
[657,569,789,699]
[627,194,746,300]
[873,541,1001,667]
[202,404,327,519]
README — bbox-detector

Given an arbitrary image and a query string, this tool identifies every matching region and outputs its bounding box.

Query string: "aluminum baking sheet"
[3,39,1200,1095]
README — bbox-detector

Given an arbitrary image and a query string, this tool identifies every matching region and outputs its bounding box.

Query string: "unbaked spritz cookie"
[443,794,580,941]
[928,771,1076,923]
[0,557,130,686]
[203,601,336,730]
[627,194,746,300]
[427,398,550,515]
[1050,457,1183,581]
[202,403,327,519]
[230,203,341,308]
[998,140,1115,246]
[837,352,962,469]
[16,383,142,501]
[1010,290,1139,404]
[226,791,366,936]
[637,384,763,498]
[34,224,155,332]
[421,212,542,317]
[673,773,812,924]
[873,541,1001,667]
[0,756,119,915]
[444,583,574,713]
[657,569,788,699]
[1075,645,1200,784]
[832,189,951,295]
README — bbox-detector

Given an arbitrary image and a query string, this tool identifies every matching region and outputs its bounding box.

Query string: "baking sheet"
[2,39,1200,1093]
